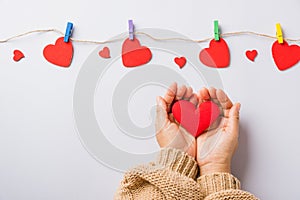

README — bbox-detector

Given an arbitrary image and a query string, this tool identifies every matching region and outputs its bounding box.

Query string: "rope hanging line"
[0,28,300,44]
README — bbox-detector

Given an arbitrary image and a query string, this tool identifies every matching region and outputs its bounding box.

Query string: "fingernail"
[236,103,241,111]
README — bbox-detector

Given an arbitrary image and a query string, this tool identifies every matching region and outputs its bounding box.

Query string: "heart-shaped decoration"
[122,38,152,67]
[272,40,300,71]
[174,57,187,68]
[43,37,73,67]
[99,47,111,58]
[172,100,220,138]
[245,49,258,62]
[199,38,230,68]
[13,50,25,62]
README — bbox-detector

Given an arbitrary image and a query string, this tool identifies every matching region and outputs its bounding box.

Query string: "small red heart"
[99,47,111,58]
[172,100,220,138]
[43,37,73,68]
[272,40,300,71]
[13,50,25,62]
[122,38,152,67]
[174,57,187,68]
[199,38,230,68]
[245,50,258,62]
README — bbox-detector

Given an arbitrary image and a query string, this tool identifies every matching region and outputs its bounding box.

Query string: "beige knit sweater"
[114,148,258,200]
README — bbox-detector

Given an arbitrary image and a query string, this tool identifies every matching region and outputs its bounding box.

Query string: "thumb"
[155,96,169,132]
[226,103,241,135]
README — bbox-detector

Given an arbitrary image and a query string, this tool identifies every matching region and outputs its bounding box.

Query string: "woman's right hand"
[196,87,241,175]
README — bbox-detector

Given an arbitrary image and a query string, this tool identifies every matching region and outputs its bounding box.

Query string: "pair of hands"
[155,83,241,175]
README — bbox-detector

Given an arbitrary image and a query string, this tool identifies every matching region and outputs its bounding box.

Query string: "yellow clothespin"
[276,23,283,44]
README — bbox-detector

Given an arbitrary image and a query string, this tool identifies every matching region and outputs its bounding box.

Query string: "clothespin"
[276,23,283,44]
[64,22,73,43]
[128,20,134,40]
[214,20,220,41]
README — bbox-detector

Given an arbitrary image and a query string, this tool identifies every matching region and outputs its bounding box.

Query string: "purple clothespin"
[128,20,134,40]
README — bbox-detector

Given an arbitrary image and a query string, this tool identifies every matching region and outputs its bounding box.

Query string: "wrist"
[197,173,241,197]
[199,162,231,176]
[157,148,199,179]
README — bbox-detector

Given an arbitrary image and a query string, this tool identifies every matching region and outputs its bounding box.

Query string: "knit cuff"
[156,148,198,179]
[197,173,241,197]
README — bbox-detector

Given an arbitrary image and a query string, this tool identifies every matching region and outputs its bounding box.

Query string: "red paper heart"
[199,38,230,68]
[13,50,25,62]
[272,40,300,71]
[122,38,152,67]
[43,37,73,67]
[172,100,220,138]
[245,50,258,62]
[174,57,187,68]
[99,47,111,58]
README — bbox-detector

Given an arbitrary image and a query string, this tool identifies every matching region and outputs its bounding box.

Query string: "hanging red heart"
[13,50,25,62]
[43,37,73,67]
[99,47,111,58]
[172,100,220,138]
[174,57,187,68]
[245,50,258,62]
[272,40,300,71]
[199,38,230,68]
[122,38,152,67]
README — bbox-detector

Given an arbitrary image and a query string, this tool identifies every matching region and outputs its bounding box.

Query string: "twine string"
[0,28,300,44]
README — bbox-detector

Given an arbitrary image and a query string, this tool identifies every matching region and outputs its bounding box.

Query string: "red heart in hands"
[43,37,73,67]
[199,38,230,68]
[172,100,220,138]
[272,40,300,71]
[122,38,152,67]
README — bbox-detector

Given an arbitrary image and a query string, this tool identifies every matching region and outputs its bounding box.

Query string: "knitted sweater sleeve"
[197,173,259,200]
[114,148,259,200]
[114,148,203,200]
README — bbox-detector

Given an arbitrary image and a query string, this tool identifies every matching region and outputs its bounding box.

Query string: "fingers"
[165,83,198,109]
[197,87,210,104]
[189,93,198,105]
[208,87,219,105]
[182,86,198,105]
[208,87,217,100]
[176,85,187,100]
[164,82,177,112]
[216,89,233,110]
[183,87,193,99]
[226,103,241,136]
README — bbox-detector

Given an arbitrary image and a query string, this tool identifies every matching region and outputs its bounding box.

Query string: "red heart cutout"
[172,100,220,138]
[122,38,152,67]
[199,38,230,68]
[13,50,25,62]
[245,50,258,62]
[272,40,300,71]
[99,47,111,58]
[174,57,187,68]
[43,37,73,68]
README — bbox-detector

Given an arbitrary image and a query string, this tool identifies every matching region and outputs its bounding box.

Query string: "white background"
[0,0,300,199]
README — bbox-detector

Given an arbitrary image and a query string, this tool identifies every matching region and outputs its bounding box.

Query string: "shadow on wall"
[232,120,250,181]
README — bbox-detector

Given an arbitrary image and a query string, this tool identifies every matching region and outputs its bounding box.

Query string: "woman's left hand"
[155,83,198,158]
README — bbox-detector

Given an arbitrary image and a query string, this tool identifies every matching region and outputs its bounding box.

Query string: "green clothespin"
[214,20,220,41]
